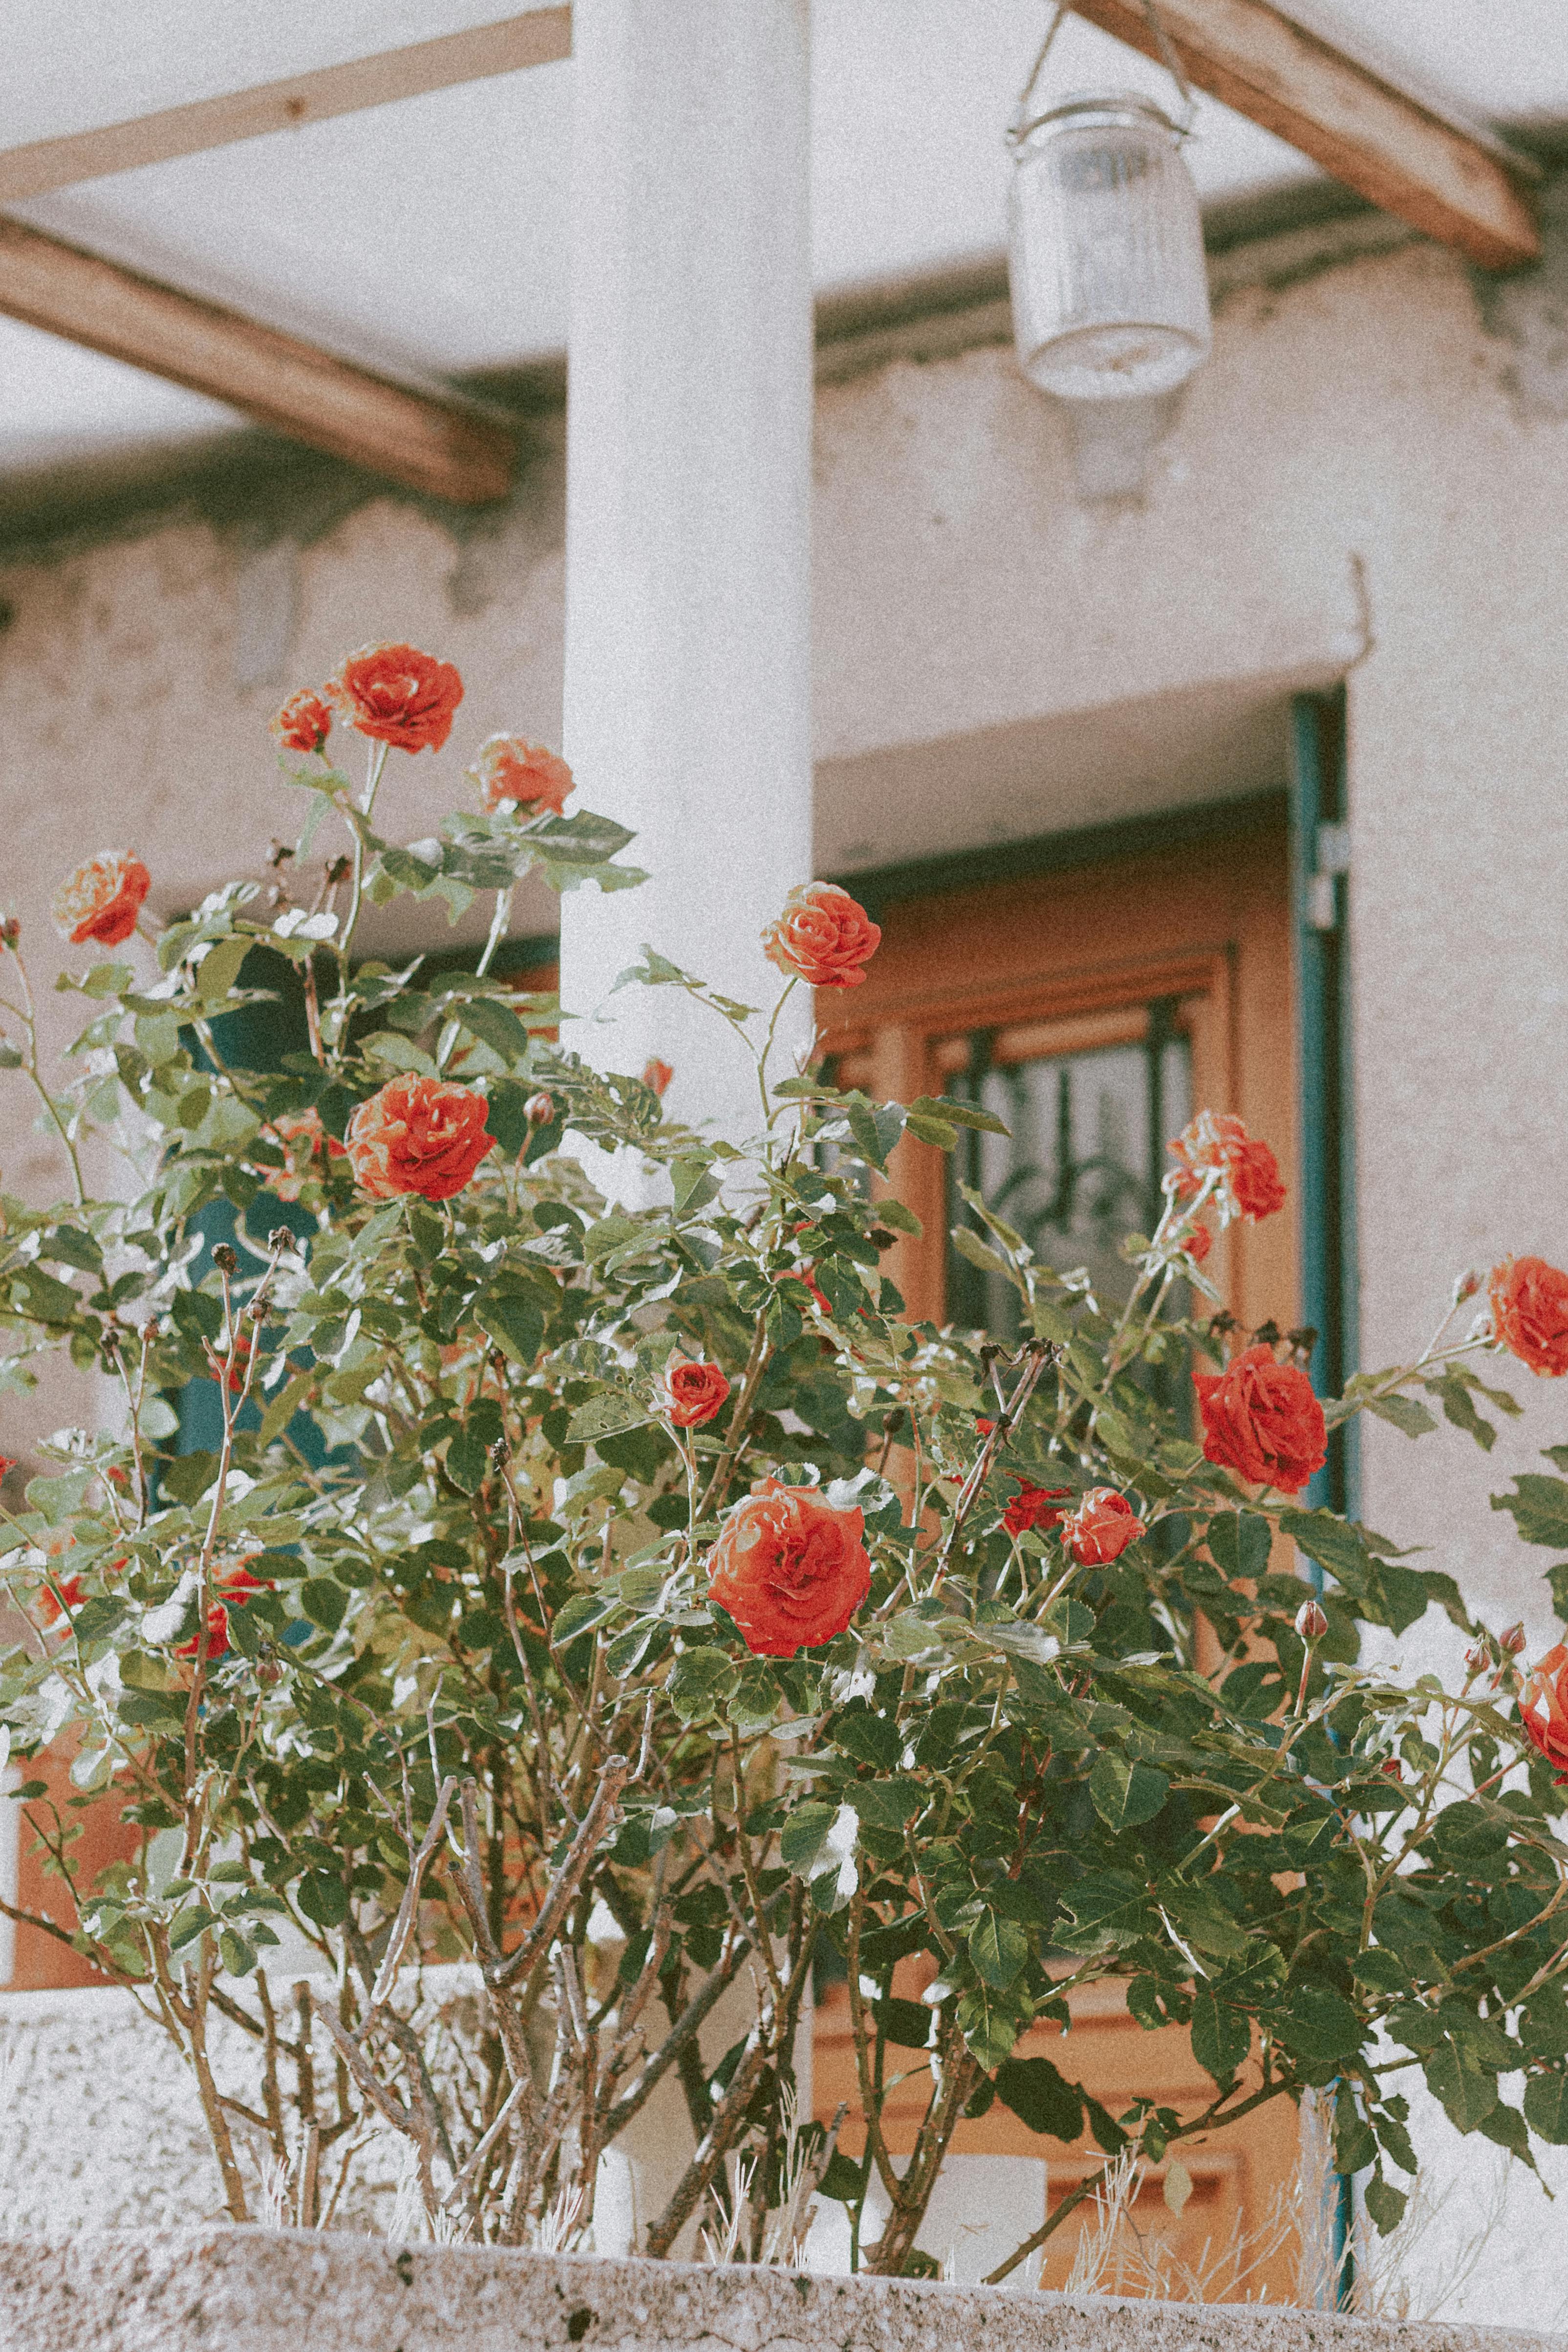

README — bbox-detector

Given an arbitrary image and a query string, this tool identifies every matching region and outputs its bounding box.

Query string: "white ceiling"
[2,0,1563,498]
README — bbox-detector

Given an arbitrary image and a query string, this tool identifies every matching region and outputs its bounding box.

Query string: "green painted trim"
[1289,690,1358,1520]
[829,790,1287,922]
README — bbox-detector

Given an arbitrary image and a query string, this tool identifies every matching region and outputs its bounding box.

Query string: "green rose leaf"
[1424,2040,1498,2134]
[968,1908,1029,1990]
[1492,1474,1568,1550]
[1191,1993,1250,2086]
[995,2055,1084,2142]
[1363,2175,1408,2238]
[1088,1752,1169,1831]
[1523,2070,1568,2145]
[1270,1982,1362,2064]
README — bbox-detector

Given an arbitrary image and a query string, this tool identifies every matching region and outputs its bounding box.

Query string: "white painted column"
[559,0,815,1146]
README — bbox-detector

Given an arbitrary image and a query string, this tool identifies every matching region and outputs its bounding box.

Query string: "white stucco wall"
[2,192,1568,2325]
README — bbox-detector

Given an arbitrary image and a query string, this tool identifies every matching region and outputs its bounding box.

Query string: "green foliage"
[0,695,1564,2273]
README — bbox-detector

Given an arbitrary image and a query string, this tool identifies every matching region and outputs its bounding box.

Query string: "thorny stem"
[178,1237,282,1875]
[0,947,86,1206]
[927,1341,1054,1592]
[756,974,797,1128]
[697,1314,770,1522]
[331,737,389,1024]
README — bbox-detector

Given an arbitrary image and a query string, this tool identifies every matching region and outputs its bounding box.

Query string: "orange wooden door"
[813,800,1303,2297]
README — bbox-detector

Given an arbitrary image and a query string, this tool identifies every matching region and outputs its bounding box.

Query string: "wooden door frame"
[817,791,1298,1340]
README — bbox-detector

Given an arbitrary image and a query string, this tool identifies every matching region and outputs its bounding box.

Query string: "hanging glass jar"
[1006,8,1212,402]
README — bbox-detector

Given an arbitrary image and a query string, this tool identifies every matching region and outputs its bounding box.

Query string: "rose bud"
[661,1358,731,1429]
[0,916,19,950]
[1295,1597,1329,1642]
[525,1092,555,1126]
[1379,1758,1404,1782]
[1453,1268,1483,1305]
[1465,1640,1490,1674]
[1501,1621,1528,1656]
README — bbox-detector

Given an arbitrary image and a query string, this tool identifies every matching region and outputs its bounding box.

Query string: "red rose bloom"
[762,883,881,990]
[707,1478,871,1659]
[1003,1483,1072,1537]
[1194,1342,1327,1495]
[643,1058,674,1099]
[1168,1111,1286,1225]
[346,1075,494,1201]
[1184,1221,1213,1266]
[1521,1644,1568,1782]
[175,1562,270,1662]
[327,643,464,754]
[1488,1256,1568,1378]
[1066,1488,1145,1564]
[468,735,572,814]
[271,688,333,755]
[662,1359,731,1429]
[39,1573,86,1628]
[52,853,150,948]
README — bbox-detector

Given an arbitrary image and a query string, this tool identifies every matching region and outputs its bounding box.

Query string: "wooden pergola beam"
[0,9,572,203]
[1067,0,1539,271]
[0,217,517,505]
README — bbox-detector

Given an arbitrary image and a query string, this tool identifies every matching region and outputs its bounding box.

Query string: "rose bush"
[0,647,1567,2284]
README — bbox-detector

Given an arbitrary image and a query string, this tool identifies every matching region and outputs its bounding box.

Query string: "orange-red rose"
[1521,1644,1568,1782]
[1003,1483,1072,1537]
[662,1359,731,1429]
[346,1075,494,1201]
[468,735,573,814]
[1488,1256,1568,1378]
[762,883,881,990]
[52,853,150,948]
[271,688,333,755]
[1066,1488,1145,1564]
[328,643,464,754]
[1184,1221,1213,1267]
[175,1563,269,1663]
[707,1478,871,1659]
[1168,1111,1286,1225]
[643,1058,674,1099]
[1194,1342,1327,1495]
[39,1573,86,1627]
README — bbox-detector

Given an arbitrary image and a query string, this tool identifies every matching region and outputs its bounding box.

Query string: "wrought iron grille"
[945,997,1191,1338]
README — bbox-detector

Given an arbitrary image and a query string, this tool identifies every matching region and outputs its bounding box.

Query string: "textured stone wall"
[0,2228,1553,2352]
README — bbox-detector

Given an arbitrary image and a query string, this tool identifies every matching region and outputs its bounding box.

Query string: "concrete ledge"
[0,2230,1553,2352]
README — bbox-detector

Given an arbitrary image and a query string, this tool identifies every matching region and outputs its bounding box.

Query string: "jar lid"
[1009,89,1183,152]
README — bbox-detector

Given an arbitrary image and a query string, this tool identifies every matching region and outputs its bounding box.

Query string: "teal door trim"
[1290,689,1359,1520]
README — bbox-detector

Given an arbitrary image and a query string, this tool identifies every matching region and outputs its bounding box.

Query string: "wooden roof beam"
[0,10,571,204]
[0,217,516,505]
[1067,0,1539,271]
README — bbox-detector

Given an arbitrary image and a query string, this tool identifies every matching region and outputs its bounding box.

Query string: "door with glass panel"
[813,798,1301,2296]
